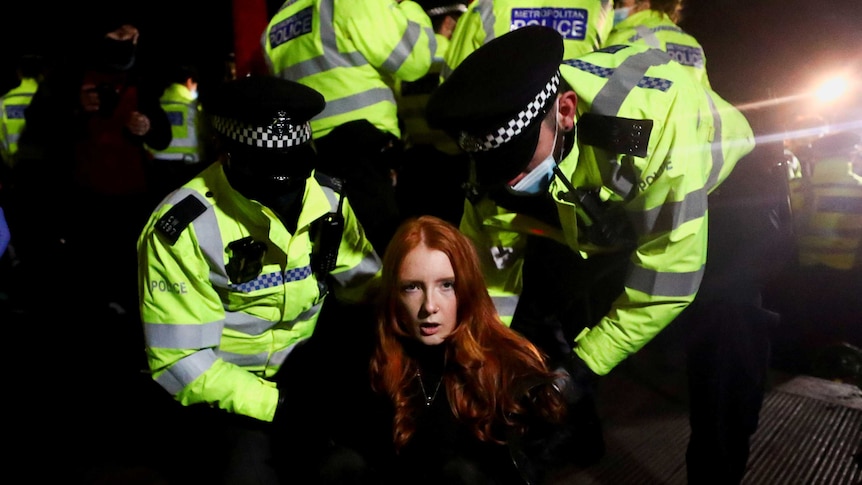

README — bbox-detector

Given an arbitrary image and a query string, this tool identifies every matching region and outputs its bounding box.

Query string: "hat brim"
[470,118,542,187]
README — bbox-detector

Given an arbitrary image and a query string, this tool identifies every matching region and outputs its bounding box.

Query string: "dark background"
[2,0,860,140]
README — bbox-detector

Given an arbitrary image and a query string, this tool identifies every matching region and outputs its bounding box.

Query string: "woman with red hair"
[369,215,574,484]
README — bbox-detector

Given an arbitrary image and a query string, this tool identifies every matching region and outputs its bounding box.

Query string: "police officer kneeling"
[137,75,382,484]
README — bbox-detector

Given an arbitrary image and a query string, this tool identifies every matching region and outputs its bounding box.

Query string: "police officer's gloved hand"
[552,353,599,405]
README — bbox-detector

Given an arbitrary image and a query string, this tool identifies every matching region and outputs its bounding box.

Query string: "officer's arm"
[328,196,383,304]
[347,0,434,81]
[573,120,709,376]
[139,214,280,422]
[441,3,486,79]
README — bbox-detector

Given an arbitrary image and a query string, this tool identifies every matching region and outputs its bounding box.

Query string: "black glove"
[552,353,599,405]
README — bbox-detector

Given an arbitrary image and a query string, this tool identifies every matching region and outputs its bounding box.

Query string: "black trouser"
[677,295,774,485]
[314,120,402,255]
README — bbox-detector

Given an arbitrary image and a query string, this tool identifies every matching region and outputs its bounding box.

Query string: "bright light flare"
[814,75,850,103]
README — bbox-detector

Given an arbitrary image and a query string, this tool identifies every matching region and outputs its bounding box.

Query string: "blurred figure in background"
[604,0,711,87]
[15,21,171,315]
[262,0,437,254]
[775,131,862,383]
[146,63,208,199]
[443,0,613,78]
[0,54,44,170]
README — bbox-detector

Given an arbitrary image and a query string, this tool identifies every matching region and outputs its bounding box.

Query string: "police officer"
[605,0,711,88]
[137,75,383,484]
[262,0,437,253]
[427,26,769,483]
[777,131,862,375]
[0,54,43,169]
[444,0,613,78]
[145,64,207,199]
[440,0,614,326]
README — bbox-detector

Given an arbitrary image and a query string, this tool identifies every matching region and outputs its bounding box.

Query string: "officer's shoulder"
[154,193,209,245]
[314,171,345,193]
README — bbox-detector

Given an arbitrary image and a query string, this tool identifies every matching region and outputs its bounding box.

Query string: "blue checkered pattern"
[563,59,673,92]
[458,72,561,153]
[230,265,312,293]
[212,115,312,149]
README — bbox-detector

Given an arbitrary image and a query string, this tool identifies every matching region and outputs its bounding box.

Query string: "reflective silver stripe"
[155,349,218,395]
[319,87,396,119]
[591,48,671,116]
[170,189,229,288]
[270,340,303,367]
[320,184,339,210]
[331,252,383,287]
[426,26,442,65]
[281,49,370,79]
[293,301,324,327]
[590,49,672,197]
[492,294,519,317]
[223,301,324,335]
[144,320,225,348]
[7,132,20,144]
[381,20,423,73]
[704,90,725,191]
[630,186,708,235]
[153,153,188,161]
[480,2,496,42]
[627,264,704,297]
[224,310,280,335]
[634,25,660,48]
[215,349,270,367]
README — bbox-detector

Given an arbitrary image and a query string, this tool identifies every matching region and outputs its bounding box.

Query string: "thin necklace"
[416,370,443,407]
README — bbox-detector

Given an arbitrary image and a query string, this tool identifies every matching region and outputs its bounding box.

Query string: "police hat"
[417,0,469,18]
[202,75,325,178]
[426,26,564,186]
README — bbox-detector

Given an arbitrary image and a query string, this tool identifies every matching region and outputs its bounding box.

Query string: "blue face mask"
[509,156,557,195]
[613,7,632,26]
[509,102,560,196]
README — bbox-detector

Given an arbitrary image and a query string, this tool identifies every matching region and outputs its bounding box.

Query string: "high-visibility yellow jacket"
[138,163,382,422]
[262,0,436,140]
[395,32,461,154]
[604,9,711,88]
[145,82,202,163]
[0,77,38,168]
[791,156,862,270]
[444,0,613,78]
[462,44,754,375]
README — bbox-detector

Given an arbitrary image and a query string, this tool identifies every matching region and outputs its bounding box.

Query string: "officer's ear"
[558,91,578,133]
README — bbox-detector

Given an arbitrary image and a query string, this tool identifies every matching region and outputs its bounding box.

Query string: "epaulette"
[155,194,207,245]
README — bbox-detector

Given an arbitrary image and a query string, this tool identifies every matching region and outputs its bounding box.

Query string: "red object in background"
[232,0,270,77]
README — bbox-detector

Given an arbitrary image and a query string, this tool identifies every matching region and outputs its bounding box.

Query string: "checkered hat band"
[459,72,560,153]
[212,115,312,149]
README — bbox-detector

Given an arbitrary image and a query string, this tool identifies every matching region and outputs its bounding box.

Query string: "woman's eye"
[401,283,419,292]
[442,280,455,290]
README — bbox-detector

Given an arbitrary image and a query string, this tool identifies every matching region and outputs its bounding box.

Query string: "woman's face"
[397,244,458,346]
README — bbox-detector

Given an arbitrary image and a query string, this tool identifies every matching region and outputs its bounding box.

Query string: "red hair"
[369,215,565,451]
